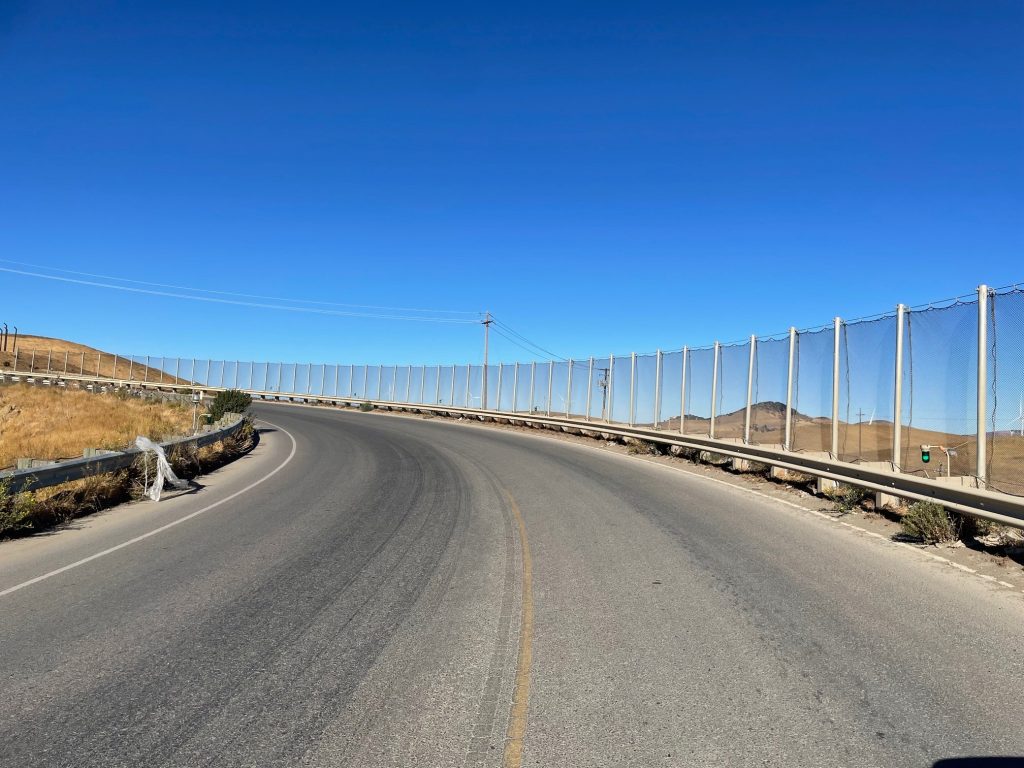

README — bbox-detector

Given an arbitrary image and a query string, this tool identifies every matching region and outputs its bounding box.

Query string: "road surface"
[1,403,1022,767]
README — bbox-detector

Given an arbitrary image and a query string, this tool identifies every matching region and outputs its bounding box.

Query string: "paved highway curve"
[1,403,1022,767]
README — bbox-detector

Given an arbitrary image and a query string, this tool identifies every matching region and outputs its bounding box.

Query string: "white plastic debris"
[135,436,189,501]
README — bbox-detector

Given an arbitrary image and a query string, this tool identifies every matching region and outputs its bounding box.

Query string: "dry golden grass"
[0,384,193,469]
[0,335,183,383]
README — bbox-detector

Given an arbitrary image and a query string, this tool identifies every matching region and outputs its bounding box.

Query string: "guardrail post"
[831,318,841,457]
[978,285,989,487]
[710,342,720,439]
[546,362,553,416]
[680,346,688,435]
[530,362,536,413]
[585,357,594,421]
[893,306,905,469]
[654,350,662,429]
[512,363,519,412]
[606,354,614,421]
[628,352,636,427]
[566,359,573,418]
[745,335,756,444]
[785,328,796,451]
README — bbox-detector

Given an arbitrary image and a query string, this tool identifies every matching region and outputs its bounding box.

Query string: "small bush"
[0,479,37,536]
[627,439,660,456]
[825,484,870,514]
[900,501,959,544]
[207,389,252,422]
[359,401,374,412]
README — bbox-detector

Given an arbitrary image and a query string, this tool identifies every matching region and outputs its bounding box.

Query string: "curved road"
[1,403,1022,767]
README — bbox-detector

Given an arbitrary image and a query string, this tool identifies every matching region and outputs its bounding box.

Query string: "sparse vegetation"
[900,501,960,544]
[627,439,659,456]
[359,401,374,412]
[825,483,870,514]
[207,389,252,422]
[0,384,192,470]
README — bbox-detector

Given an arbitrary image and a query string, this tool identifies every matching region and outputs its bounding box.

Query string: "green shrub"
[0,478,37,537]
[207,389,252,422]
[900,501,959,544]
[627,439,658,456]
[359,401,374,412]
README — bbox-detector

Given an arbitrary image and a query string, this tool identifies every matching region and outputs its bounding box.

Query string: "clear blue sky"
[1,0,1021,368]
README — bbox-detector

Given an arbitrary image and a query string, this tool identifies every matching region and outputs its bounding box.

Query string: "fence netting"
[903,302,978,479]
[684,347,714,436]
[658,350,683,430]
[716,341,750,441]
[791,328,833,453]
[634,353,658,426]
[749,337,788,446]
[837,317,896,463]
[990,289,1024,495]
[608,355,631,424]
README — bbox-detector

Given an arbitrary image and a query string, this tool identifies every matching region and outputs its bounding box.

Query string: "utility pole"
[482,311,493,410]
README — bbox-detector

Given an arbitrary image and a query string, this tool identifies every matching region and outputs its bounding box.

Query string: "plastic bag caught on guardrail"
[134,436,189,501]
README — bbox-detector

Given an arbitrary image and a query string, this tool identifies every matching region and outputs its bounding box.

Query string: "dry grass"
[0,335,183,383]
[0,383,193,469]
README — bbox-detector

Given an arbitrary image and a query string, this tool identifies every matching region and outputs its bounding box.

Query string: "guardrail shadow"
[932,758,1024,767]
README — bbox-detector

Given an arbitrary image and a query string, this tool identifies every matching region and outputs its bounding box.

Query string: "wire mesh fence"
[8,284,1024,499]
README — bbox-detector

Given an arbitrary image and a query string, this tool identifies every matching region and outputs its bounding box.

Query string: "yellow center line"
[502,489,535,768]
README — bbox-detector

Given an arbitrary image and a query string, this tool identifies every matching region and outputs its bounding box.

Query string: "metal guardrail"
[6,369,1024,529]
[0,415,246,494]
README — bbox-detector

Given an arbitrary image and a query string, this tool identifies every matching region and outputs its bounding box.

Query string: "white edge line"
[0,420,297,599]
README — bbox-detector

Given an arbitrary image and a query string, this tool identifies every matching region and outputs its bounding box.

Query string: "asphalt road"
[1,403,1022,768]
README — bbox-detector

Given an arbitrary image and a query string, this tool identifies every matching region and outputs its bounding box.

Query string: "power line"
[0,259,481,317]
[489,326,563,361]
[0,266,480,323]
[490,317,566,361]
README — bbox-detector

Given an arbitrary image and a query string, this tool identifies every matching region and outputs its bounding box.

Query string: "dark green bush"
[359,401,374,412]
[207,389,252,422]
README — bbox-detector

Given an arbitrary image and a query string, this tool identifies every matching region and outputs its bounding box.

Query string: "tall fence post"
[654,350,662,429]
[448,364,455,405]
[832,318,841,457]
[433,365,440,403]
[99,353,104,379]
[29,350,35,374]
[606,354,614,421]
[143,356,149,383]
[174,358,181,384]
[104,352,109,377]
[65,351,71,377]
[322,364,328,396]
[376,366,383,401]
[529,362,536,413]
[512,363,520,412]
[277,363,283,393]
[977,285,989,487]
[348,366,354,397]
[465,364,471,406]
[566,359,573,418]
[710,342,720,439]
[893,306,906,470]
[188,358,194,385]
[405,365,411,402]
[234,361,240,390]
[785,329,796,451]
[585,357,594,421]
[497,364,504,410]
[744,335,756,444]
[393,366,399,402]
[546,362,553,416]
[680,346,688,435]
[362,366,369,398]
[628,352,636,427]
